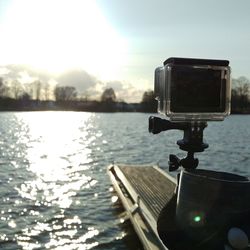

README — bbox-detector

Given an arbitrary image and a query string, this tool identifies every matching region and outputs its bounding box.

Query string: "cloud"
[105,81,124,91]
[102,80,145,103]
[0,65,147,102]
[55,71,146,102]
[0,65,53,84]
[0,67,10,76]
[56,70,100,94]
[118,84,145,103]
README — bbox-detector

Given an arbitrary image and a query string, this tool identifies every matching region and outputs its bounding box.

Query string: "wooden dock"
[108,164,177,250]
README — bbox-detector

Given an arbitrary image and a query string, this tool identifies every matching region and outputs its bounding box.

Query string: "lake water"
[0,112,250,250]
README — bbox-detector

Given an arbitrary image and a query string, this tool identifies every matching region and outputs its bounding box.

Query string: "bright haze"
[0,0,250,102]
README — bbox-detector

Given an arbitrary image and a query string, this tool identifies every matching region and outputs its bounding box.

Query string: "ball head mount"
[149,116,208,171]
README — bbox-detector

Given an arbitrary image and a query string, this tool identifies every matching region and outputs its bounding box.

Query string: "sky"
[0,0,250,102]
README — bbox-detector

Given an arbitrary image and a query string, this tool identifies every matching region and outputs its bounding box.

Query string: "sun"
[0,0,128,81]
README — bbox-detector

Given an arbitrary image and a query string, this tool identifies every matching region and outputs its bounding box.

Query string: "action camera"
[154,57,231,121]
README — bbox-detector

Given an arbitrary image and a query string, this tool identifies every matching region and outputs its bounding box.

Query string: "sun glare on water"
[13,112,100,248]
[0,0,127,80]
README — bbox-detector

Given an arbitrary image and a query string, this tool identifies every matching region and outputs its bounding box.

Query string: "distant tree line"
[141,90,157,112]
[231,76,250,113]
[0,75,250,113]
[0,77,50,101]
[0,76,155,112]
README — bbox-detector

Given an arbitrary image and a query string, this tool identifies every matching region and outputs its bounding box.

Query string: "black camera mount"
[149,116,208,171]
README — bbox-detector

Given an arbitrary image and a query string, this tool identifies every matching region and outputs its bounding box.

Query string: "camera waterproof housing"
[155,57,231,121]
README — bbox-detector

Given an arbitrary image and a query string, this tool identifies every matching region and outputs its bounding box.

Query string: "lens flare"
[193,215,201,223]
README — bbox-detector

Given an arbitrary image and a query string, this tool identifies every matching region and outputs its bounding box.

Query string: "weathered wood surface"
[119,165,176,219]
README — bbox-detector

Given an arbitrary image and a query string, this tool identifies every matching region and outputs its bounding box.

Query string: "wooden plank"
[119,165,176,219]
[108,164,177,250]
[108,165,166,250]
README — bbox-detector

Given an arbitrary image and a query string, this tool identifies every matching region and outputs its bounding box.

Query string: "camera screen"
[170,66,226,113]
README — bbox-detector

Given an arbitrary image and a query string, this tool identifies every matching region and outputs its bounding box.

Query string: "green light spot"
[194,216,201,222]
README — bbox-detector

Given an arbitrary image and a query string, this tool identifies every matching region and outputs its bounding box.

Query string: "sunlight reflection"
[116,231,127,240]
[15,111,95,208]
[8,220,17,228]
[14,112,100,249]
[111,196,119,203]
[45,227,99,250]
